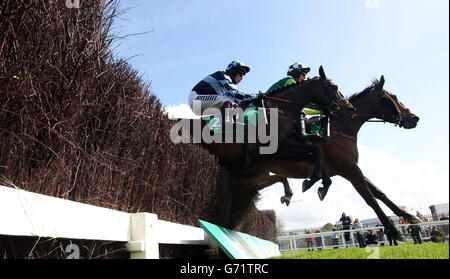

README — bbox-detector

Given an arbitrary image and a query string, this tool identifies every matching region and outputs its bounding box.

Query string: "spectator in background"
[399,216,407,234]
[306,230,314,251]
[375,221,385,246]
[365,230,378,246]
[314,229,323,251]
[340,212,353,242]
[416,211,424,220]
[424,226,431,238]
[331,225,340,249]
[439,213,449,236]
[430,226,445,243]
[353,219,365,248]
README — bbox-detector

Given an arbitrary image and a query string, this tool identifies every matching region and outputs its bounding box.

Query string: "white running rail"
[0,185,211,259]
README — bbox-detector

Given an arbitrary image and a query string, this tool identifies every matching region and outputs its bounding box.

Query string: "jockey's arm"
[225,83,257,102]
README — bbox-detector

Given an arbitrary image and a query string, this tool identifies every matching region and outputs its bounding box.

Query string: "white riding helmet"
[287,62,310,77]
[226,60,250,75]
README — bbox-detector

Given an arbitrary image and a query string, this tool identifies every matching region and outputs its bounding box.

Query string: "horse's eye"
[329,103,338,111]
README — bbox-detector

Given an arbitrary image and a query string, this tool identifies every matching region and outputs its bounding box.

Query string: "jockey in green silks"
[267,62,323,142]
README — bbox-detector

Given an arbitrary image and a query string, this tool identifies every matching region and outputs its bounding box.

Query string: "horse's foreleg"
[344,166,404,241]
[302,145,323,193]
[317,167,332,201]
[364,177,419,223]
[273,141,324,196]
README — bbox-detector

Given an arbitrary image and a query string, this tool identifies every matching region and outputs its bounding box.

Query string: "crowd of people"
[299,211,449,251]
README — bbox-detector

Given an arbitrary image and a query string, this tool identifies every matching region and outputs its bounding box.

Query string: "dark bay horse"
[174,66,355,178]
[310,75,420,200]
[247,76,420,240]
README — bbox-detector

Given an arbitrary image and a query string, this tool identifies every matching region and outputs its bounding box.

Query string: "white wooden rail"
[277,220,449,252]
[0,185,212,259]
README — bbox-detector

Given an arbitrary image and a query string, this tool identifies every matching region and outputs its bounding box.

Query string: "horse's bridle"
[354,90,403,125]
[319,79,351,115]
[382,92,403,123]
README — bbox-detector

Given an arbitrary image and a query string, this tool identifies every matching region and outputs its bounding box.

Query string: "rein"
[384,93,402,118]
[353,114,387,122]
[264,96,291,103]
[265,96,299,105]
[353,114,400,124]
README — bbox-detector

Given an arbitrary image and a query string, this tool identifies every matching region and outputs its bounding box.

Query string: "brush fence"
[0,185,211,259]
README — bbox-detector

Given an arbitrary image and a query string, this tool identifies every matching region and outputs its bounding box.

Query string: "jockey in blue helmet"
[189,60,255,115]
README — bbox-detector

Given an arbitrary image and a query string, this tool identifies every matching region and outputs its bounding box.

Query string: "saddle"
[203,104,259,134]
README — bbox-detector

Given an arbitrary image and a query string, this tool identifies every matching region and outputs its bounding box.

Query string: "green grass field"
[276,241,449,259]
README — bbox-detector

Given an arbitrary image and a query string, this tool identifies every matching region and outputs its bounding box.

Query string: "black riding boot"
[296,112,323,142]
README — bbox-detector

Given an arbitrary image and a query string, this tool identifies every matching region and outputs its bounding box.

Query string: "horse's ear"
[379,75,384,88]
[374,75,385,91]
[319,65,327,80]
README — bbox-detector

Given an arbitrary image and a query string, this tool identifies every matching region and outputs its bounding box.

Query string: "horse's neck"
[333,97,376,137]
[273,82,317,107]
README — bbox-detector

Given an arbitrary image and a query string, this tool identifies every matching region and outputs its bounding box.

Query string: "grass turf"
[275,241,449,259]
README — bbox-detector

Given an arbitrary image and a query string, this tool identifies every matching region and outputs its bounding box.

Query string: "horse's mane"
[348,78,381,102]
[266,76,321,97]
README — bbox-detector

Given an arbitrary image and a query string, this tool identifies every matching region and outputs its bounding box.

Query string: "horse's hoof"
[385,227,406,242]
[302,180,310,192]
[280,196,290,206]
[393,233,407,242]
[318,188,327,201]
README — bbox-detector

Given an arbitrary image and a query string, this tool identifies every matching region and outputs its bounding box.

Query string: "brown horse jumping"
[246,76,420,240]
[175,66,355,181]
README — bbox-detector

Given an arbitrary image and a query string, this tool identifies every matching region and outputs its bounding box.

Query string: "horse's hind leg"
[279,176,293,206]
[268,175,293,206]
[254,174,293,206]
[364,177,419,223]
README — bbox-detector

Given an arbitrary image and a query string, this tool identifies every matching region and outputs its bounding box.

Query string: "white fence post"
[320,234,326,249]
[128,213,159,259]
[350,227,355,247]
[341,234,347,249]
[383,228,388,245]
